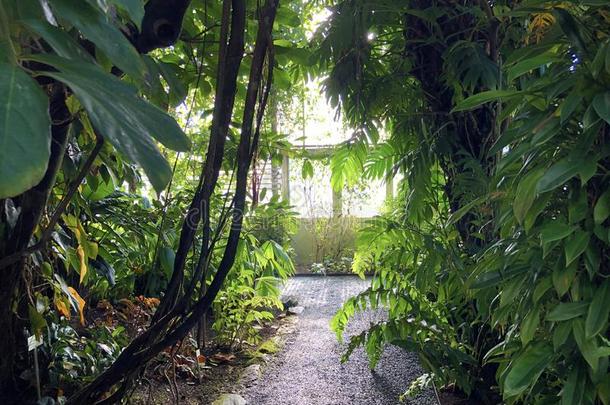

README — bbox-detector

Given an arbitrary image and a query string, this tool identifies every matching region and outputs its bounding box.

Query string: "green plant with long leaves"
[0,0,318,401]
[212,232,294,349]
[320,0,610,403]
[0,0,194,397]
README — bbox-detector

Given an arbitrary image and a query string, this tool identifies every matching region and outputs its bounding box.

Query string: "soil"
[128,314,296,405]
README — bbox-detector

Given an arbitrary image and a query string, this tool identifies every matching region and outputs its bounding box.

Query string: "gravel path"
[242,276,437,405]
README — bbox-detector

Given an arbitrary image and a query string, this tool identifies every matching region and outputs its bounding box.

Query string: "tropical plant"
[0,0,308,401]
[0,0,192,397]
[320,0,610,403]
[212,233,294,349]
[3,0,609,403]
[246,197,299,249]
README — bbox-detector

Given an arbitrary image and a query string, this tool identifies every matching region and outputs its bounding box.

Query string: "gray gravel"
[242,276,437,405]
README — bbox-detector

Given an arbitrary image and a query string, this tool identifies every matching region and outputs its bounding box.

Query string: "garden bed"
[129,312,299,404]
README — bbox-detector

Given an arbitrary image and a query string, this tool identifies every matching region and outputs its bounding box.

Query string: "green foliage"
[0,63,51,198]
[246,198,298,249]
[29,53,190,191]
[49,0,146,80]
[2,0,189,193]
[45,323,128,391]
[320,0,610,403]
[212,234,294,349]
[444,40,499,95]
[305,215,359,267]
[310,256,352,275]
[330,142,367,192]
[331,191,477,393]
[4,0,609,401]
[0,0,308,399]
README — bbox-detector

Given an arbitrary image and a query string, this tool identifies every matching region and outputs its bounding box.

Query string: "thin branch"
[0,133,104,270]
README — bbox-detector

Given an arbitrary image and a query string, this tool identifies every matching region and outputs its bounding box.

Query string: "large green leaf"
[599,374,610,405]
[513,168,544,224]
[585,280,610,339]
[159,246,175,277]
[591,41,609,79]
[0,63,51,198]
[560,91,583,124]
[22,20,95,62]
[157,62,188,107]
[564,230,590,266]
[330,142,366,192]
[30,54,190,191]
[547,302,589,322]
[507,48,560,82]
[28,305,47,339]
[594,190,610,224]
[471,265,529,289]
[552,261,577,297]
[520,306,540,346]
[108,0,145,30]
[536,156,582,193]
[593,92,610,126]
[539,220,575,244]
[503,343,553,398]
[553,321,573,351]
[572,319,607,370]
[301,159,314,179]
[561,365,585,405]
[452,90,522,112]
[48,0,146,81]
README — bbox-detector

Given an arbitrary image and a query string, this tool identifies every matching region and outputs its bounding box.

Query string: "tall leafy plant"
[456,4,610,402]
[319,0,610,403]
[0,0,191,397]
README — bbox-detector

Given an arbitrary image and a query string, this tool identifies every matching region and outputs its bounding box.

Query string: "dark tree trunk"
[67,0,279,402]
[403,0,497,251]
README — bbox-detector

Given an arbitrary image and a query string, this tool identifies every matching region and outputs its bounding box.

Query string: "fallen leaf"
[210,353,236,363]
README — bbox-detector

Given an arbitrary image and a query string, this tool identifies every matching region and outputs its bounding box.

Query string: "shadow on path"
[242,276,437,405]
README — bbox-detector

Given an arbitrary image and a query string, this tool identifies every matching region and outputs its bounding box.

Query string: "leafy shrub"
[323,1,610,403]
[44,322,127,393]
[212,234,294,349]
[310,256,353,274]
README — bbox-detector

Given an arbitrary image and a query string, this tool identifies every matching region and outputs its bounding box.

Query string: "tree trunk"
[67,0,279,401]
[403,0,497,250]
[0,1,195,399]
